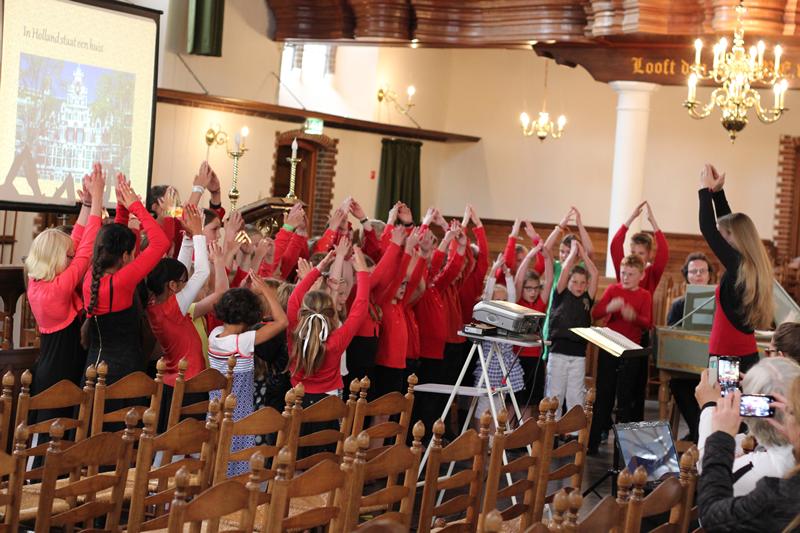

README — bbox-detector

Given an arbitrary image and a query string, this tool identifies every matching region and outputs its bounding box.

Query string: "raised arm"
[543,207,574,255]
[646,202,669,286]
[572,206,595,260]
[483,254,505,301]
[288,252,334,331]
[192,242,229,318]
[699,164,739,270]
[580,244,599,299]
[539,245,554,305]
[514,242,543,298]
[557,240,580,294]
[250,274,289,345]
[175,205,210,315]
[327,248,371,353]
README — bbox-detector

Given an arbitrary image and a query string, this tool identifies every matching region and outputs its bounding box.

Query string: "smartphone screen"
[718,357,740,396]
[708,356,719,385]
[739,394,775,417]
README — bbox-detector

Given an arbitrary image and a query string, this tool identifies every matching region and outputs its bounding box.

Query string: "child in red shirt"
[588,254,653,453]
[609,201,669,296]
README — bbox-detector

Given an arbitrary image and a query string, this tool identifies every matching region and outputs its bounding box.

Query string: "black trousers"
[410,358,447,445]
[670,377,701,441]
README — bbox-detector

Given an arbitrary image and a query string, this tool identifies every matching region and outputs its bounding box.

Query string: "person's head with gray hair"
[742,356,800,447]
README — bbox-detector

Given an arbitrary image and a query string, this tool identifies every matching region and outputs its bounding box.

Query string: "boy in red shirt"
[609,201,668,296]
[588,254,652,454]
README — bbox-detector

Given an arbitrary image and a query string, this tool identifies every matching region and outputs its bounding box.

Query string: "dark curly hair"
[214,287,263,327]
[88,223,137,314]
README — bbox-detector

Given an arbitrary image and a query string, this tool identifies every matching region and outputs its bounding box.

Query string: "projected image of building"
[14,54,135,193]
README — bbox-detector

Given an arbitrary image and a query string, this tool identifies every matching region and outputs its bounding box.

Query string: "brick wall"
[273,130,338,237]
[774,135,799,262]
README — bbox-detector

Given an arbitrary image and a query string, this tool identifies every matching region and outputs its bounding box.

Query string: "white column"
[605,81,659,277]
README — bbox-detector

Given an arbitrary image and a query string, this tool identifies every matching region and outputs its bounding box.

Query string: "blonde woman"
[699,164,774,373]
[25,165,104,401]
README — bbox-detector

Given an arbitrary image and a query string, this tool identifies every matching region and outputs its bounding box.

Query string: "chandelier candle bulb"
[407,85,416,104]
[557,115,567,130]
[688,73,698,102]
[758,40,765,66]
[520,112,530,128]
[775,45,782,75]
[694,39,703,66]
[291,137,298,159]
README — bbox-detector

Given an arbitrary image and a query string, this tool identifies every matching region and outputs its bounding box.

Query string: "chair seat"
[18,486,70,522]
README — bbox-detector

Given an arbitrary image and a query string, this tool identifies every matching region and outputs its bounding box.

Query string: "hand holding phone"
[718,357,741,396]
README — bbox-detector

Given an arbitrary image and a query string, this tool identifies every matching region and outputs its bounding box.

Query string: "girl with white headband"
[287,246,371,410]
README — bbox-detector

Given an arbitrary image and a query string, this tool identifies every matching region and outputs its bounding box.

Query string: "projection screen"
[0,0,159,211]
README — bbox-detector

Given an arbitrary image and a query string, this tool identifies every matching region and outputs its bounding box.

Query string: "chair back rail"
[15,366,96,480]
[34,410,137,533]
[263,434,369,533]
[418,413,490,533]
[126,401,220,533]
[166,453,264,533]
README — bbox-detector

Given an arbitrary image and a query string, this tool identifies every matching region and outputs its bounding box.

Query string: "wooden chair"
[623,448,699,533]
[262,434,369,533]
[90,358,166,436]
[532,388,596,523]
[479,510,505,533]
[165,355,235,430]
[14,365,95,481]
[349,422,425,530]
[0,372,14,453]
[479,408,548,532]
[582,468,636,533]
[126,402,221,532]
[0,424,29,531]
[418,413,491,533]
[351,374,418,459]
[33,410,138,532]
[167,453,264,533]
[289,382,359,473]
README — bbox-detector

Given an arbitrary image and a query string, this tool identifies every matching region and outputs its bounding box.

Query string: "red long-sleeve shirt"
[460,227,489,325]
[591,283,653,345]
[83,201,170,315]
[375,251,413,368]
[403,259,426,361]
[609,225,669,296]
[288,270,371,393]
[414,250,463,360]
[27,215,102,333]
[351,242,404,337]
[496,234,544,282]
[362,227,383,263]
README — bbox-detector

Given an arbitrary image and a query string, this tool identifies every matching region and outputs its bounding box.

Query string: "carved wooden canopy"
[268,0,800,86]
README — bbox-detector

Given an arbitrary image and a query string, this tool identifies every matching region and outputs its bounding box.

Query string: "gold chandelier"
[684,0,788,141]
[520,61,566,141]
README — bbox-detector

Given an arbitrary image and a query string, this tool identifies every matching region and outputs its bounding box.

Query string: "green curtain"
[375,138,422,222]
[187,0,225,57]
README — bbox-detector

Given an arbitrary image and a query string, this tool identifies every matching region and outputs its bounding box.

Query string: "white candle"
[240,126,249,149]
[234,132,241,152]
[694,39,702,66]
[780,79,788,108]
[713,43,720,71]
[519,112,530,128]
[775,45,783,75]
[406,85,416,104]
[774,82,782,109]
[291,138,298,159]
[757,40,765,67]
[557,115,567,130]
[688,73,698,102]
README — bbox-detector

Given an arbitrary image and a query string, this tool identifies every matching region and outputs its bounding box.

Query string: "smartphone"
[708,356,719,385]
[718,356,740,396]
[739,394,776,418]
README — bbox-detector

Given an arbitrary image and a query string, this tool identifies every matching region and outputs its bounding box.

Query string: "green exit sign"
[304,118,324,135]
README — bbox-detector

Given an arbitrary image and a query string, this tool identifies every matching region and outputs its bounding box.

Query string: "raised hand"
[77,175,91,205]
[422,207,437,227]
[350,198,367,220]
[226,210,245,237]
[398,204,414,225]
[523,220,539,242]
[194,161,212,189]
[391,224,406,246]
[405,227,421,253]
[433,210,448,230]
[709,164,726,192]
[559,207,576,229]
[90,162,105,201]
[335,235,352,258]
[462,204,472,227]
[329,207,348,231]
[284,203,305,228]
[606,296,625,313]
[510,218,522,238]
[388,202,403,225]
[469,205,483,228]
[208,241,222,264]
[115,174,138,208]
[296,257,313,280]
[208,166,221,194]
[180,203,203,236]
[352,245,368,273]
[318,250,336,271]
[491,253,504,273]
[625,201,647,227]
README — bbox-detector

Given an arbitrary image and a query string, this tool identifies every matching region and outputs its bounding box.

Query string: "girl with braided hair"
[82,175,170,386]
